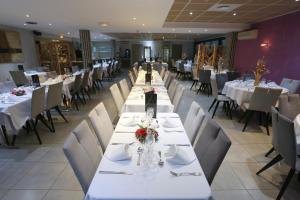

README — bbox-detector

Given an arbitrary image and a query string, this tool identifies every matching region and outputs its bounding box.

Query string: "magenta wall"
[234,11,300,85]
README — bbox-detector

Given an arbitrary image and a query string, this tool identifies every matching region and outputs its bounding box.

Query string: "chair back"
[199,70,211,84]
[97,68,104,80]
[92,68,99,81]
[31,86,46,118]
[9,71,29,87]
[119,79,130,99]
[81,71,90,88]
[166,74,174,89]
[73,74,82,92]
[88,103,114,151]
[133,67,138,77]
[63,120,102,194]
[110,83,124,116]
[194,118,231,185]
[271,107,279,150]
[280,78,300,93]
[192,67,199,80]
[210,78,219,98]
[168,79,178,102]
[128,71,135,87]
[215,73,228,91]
[268,88,282,107]
[160,67,166,79]
[242,73,255,81]
[226,71,240,81]
[276,111,297,168]
[163,71,170,83]
[173,84,185,112]
[184,101,205,145]
[46,81,63,109]
[248,87,270,112]
[279,94,300,120]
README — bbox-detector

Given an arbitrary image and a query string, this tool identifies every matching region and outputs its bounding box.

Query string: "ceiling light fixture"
[296,0,299,2]
[172,28,175,31]
[189,11,193,15]
[23,23,27,26]
[188,30,192,33]
[25,14,30,18]
[48,23,52,26]
[67,32,70,35]
[204,28,208,32]
[142,23,145,26]
[233,12,237,16]
[99,22,110,27]
[132,17,137,20]
[60,35,64,39]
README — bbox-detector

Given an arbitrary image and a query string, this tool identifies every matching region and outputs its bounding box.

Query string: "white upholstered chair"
[173,84,185,113]
[110,83,124,116]
[119,79,130,100]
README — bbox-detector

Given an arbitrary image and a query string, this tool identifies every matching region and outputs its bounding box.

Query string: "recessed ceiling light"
[296,0,299,2]
[60,35,64,39]
[204,28,208,32]
[23,23,27,26]
[67,32,70,35]
[142,24,145,26]
[189,11,193,15]
[48,23,52,26]
[99,22,110,27]
[25,14,30,18]
[188,30,192,33]
[233,12,237,16]
[132,17,137,20]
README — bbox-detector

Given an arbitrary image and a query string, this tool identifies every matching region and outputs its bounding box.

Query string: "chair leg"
[208,99,217,112]
[85,88,91,100]
[256,154,282,175]
[190,81,196,90]
[38,114,53,132]
[81,90,86,104]
[276,168,295,200]
[212,101,220,119]
[1,125,9,145]
[265,147,275,157]
[72,96,79,111]
[46,110,55,132]
[55,106,68,123]
[30,119,42,145]
[265,112,270,135]
[239,110,248,123]
[242,111,254,132]
[226,102,232,119]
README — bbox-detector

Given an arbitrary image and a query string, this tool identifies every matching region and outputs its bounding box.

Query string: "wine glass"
[146,107,154,120]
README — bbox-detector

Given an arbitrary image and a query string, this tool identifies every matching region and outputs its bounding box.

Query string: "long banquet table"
[123,70,174,113]
[85,112,211,200]
[85,69,211,200]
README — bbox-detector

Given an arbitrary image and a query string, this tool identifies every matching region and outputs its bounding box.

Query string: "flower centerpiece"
[135,124,159,144]
[11,88,26,96]
[253,57,270,86]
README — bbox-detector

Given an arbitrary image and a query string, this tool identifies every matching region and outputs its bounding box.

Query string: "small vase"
[254,74,261,86]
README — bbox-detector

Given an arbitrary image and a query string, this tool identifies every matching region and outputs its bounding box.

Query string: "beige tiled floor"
[0,72,299,200]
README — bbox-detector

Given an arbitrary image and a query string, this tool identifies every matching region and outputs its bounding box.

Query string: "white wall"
[0,25,38,81]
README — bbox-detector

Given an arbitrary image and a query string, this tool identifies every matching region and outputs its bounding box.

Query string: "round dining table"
[222,80,289,106]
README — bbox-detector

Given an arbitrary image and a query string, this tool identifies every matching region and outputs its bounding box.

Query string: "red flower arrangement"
[11,89,26,96]
[135,127,159,143]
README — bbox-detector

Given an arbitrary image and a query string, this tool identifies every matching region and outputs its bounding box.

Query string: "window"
[144,46,151,62]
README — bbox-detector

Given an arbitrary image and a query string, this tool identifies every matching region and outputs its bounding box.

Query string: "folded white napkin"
[120,116,137,127]
[165,145,195,165]
[106,144,132,161]
[162,118,180,128]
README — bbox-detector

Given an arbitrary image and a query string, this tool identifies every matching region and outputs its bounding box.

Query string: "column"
[79,30,92,69]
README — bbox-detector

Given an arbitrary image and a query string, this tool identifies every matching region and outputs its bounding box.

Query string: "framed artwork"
[0,30,23,63]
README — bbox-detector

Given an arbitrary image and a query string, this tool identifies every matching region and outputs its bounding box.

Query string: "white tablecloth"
[294,114,300,155]
[41,75,74,99]
[123,86,174,113]
[24,71,48,83]
[85,112,211,200]
[222,80,289,106]
[0,87,34,133]
[135,70,165,87]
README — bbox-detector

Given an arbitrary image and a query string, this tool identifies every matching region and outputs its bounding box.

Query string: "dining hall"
[0,0,299,199]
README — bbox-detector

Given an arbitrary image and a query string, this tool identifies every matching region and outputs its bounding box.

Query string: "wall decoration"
[0,30,23,63]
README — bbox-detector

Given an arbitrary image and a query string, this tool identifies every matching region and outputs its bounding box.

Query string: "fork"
[110,142,135,145]
[170,171,201,177]
[99,170,133,175]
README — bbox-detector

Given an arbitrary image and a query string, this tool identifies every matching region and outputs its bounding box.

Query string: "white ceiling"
[0,0,249,40]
